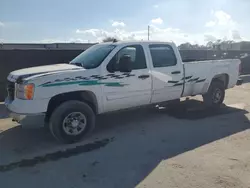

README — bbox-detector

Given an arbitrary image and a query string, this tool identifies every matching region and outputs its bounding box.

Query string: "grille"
[7,81,15,100]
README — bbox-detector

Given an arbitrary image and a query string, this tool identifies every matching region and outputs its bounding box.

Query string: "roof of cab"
[103,40,175,45]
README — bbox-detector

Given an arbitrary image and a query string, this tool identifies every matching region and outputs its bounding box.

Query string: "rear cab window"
[149,44,177,67]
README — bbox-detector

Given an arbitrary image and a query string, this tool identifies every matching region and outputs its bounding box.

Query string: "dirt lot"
[0,75,250,188]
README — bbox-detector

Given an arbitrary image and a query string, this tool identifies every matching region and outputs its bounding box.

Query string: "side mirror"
[118,54,132,72]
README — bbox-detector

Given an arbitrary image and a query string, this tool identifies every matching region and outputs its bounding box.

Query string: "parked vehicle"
[5,41,242,143]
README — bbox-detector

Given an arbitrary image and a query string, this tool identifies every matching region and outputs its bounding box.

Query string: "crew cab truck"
[5,41,242,143]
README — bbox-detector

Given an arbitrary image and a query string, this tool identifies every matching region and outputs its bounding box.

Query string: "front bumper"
[10,112,46,127]
[5,97,47,127]
[236,79,243,86]
[4,96,49,114]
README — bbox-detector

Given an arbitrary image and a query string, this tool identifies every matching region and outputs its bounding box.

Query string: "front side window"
[149,44,177,67]
[70,44,116,69]
[107,45,147,72]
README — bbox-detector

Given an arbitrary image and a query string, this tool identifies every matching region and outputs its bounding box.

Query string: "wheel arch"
[212,73,229,88]
[45,91,98,122]
[204,73,229,93]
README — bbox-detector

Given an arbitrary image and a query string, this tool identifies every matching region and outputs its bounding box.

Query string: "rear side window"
[149,44,177,67]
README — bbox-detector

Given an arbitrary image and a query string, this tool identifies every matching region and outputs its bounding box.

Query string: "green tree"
[102,37,118,43]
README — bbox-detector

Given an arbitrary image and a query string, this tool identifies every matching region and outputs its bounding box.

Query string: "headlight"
[16,83,35,100]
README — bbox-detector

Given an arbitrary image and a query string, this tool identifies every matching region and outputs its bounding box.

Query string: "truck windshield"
[70,44,116,69]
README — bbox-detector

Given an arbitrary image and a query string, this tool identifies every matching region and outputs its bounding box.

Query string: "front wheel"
[202,80,225,108]
[49,100,95,144]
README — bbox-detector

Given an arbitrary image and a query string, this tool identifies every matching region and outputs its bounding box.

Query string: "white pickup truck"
[5,41,242,143]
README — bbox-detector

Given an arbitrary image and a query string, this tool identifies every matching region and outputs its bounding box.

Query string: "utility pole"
[148,25,150,41]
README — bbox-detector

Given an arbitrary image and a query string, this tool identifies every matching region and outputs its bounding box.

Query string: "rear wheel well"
[45,91,98,122]
[211,74,229,88]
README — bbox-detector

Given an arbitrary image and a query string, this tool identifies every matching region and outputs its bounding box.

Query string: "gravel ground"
[0,75,250,188]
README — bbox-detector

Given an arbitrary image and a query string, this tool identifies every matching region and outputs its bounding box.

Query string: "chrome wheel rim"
[212,88,222,103]
[62,112,87,136]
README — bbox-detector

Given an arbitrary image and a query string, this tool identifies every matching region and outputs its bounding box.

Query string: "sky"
[0,0,250,45]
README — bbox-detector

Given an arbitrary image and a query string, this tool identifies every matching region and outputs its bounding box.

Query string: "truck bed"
[182,59,241,97]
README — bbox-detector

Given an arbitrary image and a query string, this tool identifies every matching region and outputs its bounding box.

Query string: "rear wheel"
[49,100,95,144]
[202,80,225,108]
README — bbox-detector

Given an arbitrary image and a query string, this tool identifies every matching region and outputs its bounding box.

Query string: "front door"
[102,44,152,112]
[149,44,184,103]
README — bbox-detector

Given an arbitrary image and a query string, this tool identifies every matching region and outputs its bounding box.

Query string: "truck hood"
[8,63,83,83]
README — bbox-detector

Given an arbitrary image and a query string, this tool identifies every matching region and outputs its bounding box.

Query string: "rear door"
[102,44,152,112]
[148,44,184,103]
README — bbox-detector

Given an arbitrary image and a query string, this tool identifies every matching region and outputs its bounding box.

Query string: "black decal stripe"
[91,76,106,80]
[89,75,114,80]
[114,76,124,79]
[75,76,89,80]
[186,76,193,79]
[105,73,135,78]
[173,83,184,86]
[168,80,179,83]
[42,81,52,85]
[90,75,100,78]
[98,77,108,80]
[182,76,193,80]
[127,74,135,77]
[64,78,71,81]
[188,77,199,82]
[110,75,123,78]
[196,79,206,83]
[90,75,99,77]
[64,78,78,81]
[41,72,134,86]
[29,73,58,80]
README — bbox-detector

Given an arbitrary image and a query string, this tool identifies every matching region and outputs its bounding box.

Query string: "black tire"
[49,100,95,144]
[202,80,225,108]
[43,122,50,131]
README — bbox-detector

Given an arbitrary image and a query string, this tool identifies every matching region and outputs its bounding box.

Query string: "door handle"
[171,71,181,74]
[138,75,150,79]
